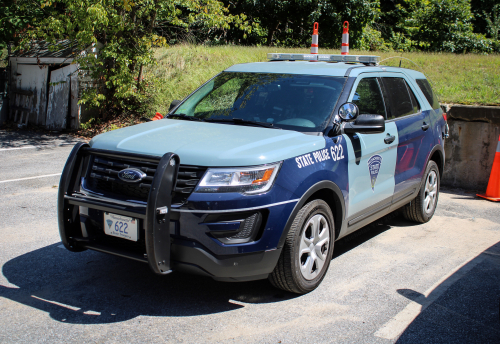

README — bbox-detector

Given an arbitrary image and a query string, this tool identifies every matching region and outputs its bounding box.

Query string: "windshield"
[172,72,345,132]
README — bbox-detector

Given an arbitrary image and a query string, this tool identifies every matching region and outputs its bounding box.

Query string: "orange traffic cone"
[477,134,500,201]
[152,112,163,121]
[341,21,349,55]
[310,22,319,55]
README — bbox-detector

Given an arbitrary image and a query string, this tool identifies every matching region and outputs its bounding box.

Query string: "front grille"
[84,154,206,204]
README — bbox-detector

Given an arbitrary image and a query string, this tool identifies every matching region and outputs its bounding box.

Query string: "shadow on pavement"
[0,130,84,148]
[0,213,432,326]
[333,212,409,258]
[0,243,298,324]
[395,241,500,343]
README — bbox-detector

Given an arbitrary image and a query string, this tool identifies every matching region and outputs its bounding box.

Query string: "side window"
[352,78,386,117]
[381,77,418,120]
[416,79,440,109]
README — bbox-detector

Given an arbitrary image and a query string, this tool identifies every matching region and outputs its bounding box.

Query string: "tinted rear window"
[416,79,440,109]
[381,77,414,119]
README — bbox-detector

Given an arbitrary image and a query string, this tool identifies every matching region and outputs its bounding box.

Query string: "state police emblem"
[368,155,383,191]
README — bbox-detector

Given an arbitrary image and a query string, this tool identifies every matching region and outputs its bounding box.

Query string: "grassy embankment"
[145,45,500,115]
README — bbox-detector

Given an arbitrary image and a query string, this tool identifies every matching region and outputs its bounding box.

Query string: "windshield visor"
[173,72,345,132]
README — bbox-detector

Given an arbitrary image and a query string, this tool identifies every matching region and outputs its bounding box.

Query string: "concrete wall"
[442,105,500,190]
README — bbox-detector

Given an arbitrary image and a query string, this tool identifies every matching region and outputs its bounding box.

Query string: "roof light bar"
[267,53,319,61]
[267,53,380,64]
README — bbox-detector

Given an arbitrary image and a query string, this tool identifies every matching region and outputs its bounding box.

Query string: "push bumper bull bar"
[57,143,180,275]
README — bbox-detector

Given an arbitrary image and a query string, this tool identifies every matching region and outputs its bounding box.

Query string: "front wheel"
[269,200,335,294]
[403,160,440,223]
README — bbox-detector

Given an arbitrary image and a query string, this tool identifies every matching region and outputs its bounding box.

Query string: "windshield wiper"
[168,113,204,121]
[204,118,276,128]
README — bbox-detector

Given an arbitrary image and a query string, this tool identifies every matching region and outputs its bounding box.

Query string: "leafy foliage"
[376,0,499,53]
[0,0,44,50]
[483,4,500,40]
[6,0,244,117]
[210,0,379,49]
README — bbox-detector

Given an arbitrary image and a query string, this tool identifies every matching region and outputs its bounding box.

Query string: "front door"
[343,73,399,234]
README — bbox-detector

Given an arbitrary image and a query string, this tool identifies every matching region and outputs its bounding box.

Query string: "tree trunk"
[137,0,158,89]
[137,65,144,89]
[267,21,280,46]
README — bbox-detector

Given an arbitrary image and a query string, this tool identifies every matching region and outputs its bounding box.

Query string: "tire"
[403,160,440,223]
[269,200,335,294]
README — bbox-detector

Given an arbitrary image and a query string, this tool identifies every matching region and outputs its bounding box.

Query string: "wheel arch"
[277,181,345,249]
[428,145,444,178]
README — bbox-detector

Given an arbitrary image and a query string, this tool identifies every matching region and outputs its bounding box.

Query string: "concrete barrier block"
[443,119,500,190]
[448,105,500,124]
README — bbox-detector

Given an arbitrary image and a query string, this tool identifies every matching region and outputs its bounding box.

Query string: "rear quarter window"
[416,79,440,109]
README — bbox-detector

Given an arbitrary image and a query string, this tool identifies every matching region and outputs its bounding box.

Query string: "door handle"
[384,135,395,144]
[421,122,430,131]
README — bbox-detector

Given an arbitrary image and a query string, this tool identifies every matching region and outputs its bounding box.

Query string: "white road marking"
[31,295,81,311]
[0,143,80,152]
[0,146,39,151]
[0,173,62,184]
[374,254,486,340]
[83,310,101,316]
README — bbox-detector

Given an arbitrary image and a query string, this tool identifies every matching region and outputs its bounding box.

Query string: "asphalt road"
[1,130,500,343]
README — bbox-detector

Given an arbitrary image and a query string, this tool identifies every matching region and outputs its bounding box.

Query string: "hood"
[89,119,325,167]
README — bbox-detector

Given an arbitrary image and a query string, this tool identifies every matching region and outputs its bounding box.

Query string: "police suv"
[59,53,448,294]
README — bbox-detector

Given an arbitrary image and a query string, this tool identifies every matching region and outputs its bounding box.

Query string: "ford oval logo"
[117,168,146,183]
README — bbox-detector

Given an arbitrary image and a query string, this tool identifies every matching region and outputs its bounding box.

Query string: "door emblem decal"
[368,155,383,191]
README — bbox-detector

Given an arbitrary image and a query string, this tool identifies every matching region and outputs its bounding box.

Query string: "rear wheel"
[403,160,440,223]
[269,200,335,294]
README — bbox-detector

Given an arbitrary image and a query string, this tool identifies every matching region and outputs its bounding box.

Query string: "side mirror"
[338,103,359,122]
[344,114,385,134]
[169,99,181,112]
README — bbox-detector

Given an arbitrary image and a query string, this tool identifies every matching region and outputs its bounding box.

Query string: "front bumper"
[58,144,290,281]
[58,143,179,275]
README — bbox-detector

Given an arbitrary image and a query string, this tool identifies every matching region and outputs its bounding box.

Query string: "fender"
[277,180,345,249]
[427,143,445,176]
[421,143,445,188]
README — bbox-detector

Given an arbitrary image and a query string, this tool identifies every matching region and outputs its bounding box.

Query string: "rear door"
[379,73,434,202]
[343,73,399,234]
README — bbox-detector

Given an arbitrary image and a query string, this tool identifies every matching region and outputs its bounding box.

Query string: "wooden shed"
[8,40,93,130]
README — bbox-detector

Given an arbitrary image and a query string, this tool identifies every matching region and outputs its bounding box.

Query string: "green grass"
[144,45,500,114]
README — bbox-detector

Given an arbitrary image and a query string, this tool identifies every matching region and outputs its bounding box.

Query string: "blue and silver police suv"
[58,53,448,294]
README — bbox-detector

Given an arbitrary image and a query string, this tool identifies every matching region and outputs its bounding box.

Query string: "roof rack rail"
[267,53,380,66]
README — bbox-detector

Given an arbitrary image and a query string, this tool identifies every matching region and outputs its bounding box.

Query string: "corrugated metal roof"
[12,40,80,58]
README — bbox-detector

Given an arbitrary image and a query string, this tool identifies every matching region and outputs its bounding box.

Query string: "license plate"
[103,212,138,242]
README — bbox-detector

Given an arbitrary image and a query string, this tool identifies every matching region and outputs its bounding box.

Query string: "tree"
[12,0,244,116]
[470,0,499,35]
[0,0,44,50]
[483,4,500,40]
[218,0,379,49]
[376,0,498,53]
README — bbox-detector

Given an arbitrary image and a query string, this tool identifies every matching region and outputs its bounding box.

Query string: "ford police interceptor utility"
[58,53,448,294]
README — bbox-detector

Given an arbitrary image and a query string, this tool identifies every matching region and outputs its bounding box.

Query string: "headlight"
[195,162,281,194]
